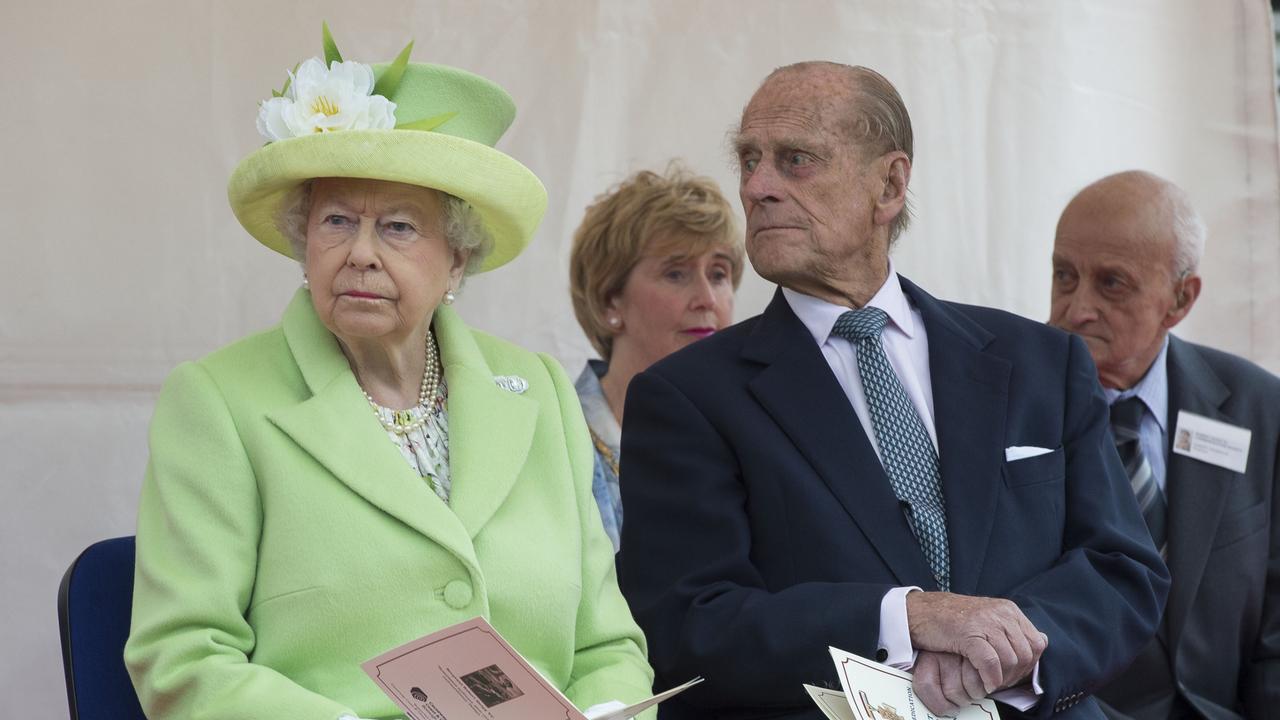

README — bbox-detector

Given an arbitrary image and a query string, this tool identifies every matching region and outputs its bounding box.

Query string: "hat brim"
[227,129,547,273]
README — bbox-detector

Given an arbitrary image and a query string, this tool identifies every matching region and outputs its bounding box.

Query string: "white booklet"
[807,647,1000,720]
[361,616,700,720]
[804,684,858,720]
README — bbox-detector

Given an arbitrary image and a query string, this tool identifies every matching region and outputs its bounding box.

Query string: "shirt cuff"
[877,586,921,668]
[991,662,1043,711]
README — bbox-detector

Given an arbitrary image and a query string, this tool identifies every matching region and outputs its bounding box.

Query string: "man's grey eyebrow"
[763,137,835,155]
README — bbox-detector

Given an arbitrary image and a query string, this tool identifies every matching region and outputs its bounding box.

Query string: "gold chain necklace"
[589,427,620,478]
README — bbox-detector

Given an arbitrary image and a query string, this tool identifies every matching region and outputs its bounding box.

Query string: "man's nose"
[1058,288,1100,327]
[741,162,782,204]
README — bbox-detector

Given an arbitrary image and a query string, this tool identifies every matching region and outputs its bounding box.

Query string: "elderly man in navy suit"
[616,62,1169,720]
[1050,170,1279,719]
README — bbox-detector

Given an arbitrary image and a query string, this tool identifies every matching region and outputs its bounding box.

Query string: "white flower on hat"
[257,57,397,141]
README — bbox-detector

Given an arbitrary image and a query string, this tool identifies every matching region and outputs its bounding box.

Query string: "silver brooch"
[493,375,529,394]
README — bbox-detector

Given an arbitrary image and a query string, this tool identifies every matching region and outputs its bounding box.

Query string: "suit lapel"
[900,279,1011,595]
[265,290,479,568]
[745,290,937,587]
[431,306,537,540]
[1162,335,1234,648]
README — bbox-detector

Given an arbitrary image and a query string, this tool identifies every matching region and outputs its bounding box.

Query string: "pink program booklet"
[361,616,700,720]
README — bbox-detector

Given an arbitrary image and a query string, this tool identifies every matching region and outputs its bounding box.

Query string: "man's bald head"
[1062,170,1206,280]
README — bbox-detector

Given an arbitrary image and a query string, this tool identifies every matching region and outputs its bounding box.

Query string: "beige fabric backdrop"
[2,1,1277,715]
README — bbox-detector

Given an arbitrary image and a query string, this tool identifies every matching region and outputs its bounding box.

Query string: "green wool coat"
[124,289,655,720]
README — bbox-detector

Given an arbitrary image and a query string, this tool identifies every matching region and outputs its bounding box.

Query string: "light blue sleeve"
[589,450,622,553]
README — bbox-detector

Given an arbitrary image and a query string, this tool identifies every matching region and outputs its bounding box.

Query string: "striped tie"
[1110,397,1167,554]
[833,307,950,591]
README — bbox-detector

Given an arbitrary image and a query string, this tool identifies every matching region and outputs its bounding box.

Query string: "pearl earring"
[608,316,621,328]
[301,274,309,289]
[443,289,456,305]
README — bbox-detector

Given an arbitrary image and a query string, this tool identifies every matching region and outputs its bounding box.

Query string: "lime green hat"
[227,29,547,273]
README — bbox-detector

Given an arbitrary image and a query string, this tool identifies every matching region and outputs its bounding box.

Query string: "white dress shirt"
[781,268,937,458]
[783,264,1040,709]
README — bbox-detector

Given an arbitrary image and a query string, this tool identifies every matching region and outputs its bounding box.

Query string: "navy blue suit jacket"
[617,280,1169,720]
[1098,336,1280,719]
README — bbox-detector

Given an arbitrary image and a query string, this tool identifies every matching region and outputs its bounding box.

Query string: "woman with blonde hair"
[569,166,745,551]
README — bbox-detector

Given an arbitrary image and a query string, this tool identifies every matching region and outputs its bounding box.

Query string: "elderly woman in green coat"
[123,32,654,720]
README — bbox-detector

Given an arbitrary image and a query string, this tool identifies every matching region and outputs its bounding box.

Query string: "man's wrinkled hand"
[906,591,1047,693]
[912,651,986,716]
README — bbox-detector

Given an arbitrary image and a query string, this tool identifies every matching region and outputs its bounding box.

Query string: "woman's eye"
[384,221,415,234]
[665,270,687,282]
[324,214,350,226]
[741,157,758,173]
[789,152,811,166]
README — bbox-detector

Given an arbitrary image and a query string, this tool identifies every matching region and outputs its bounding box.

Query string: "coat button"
[443,580,473,608]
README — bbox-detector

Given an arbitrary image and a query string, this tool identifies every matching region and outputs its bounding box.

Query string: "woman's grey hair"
[276,180,495,277]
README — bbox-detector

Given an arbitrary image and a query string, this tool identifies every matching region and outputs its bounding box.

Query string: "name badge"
[1172,410,1251,473]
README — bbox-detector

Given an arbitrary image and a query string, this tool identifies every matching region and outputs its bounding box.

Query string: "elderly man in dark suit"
[1049,170,1280,720]
[616,61,1169,720]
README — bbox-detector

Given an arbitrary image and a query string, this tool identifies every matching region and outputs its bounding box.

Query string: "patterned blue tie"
[832,306,951,591]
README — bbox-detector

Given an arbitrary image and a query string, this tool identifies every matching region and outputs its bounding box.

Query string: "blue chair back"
[58,536,147,720]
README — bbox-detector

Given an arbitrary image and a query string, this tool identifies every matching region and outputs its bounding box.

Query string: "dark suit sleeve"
[1006,335,1170,716]
[617,369,894,712]
[1245,435,1280,716]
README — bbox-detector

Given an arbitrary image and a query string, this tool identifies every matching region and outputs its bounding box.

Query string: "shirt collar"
[782,259,917,346]
[1103,335,1170,432]
[573,360,621,450]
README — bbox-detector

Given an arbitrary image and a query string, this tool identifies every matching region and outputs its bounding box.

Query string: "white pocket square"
[1005,445,1053,462]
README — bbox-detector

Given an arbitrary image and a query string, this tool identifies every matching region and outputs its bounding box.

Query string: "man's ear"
[873,152,911,228]
[1163,273,1201,329]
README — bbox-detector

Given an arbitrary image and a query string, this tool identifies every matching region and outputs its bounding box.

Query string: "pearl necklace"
[362,329,441,435]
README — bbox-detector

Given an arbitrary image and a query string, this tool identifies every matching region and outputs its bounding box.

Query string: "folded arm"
[1002,335,1170,717]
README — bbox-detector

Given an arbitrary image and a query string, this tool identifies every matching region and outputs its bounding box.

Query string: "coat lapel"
[899,279,1011,596]
[1162,335,1234,648]
[431,306,537,540]
[265,290,478,568]
[745,290,937,587]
